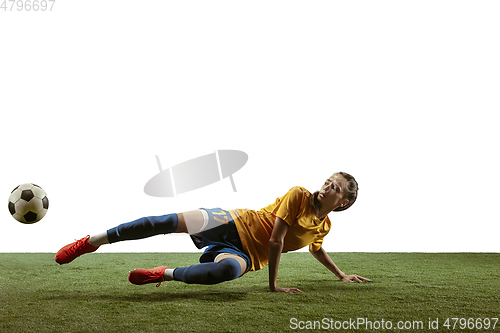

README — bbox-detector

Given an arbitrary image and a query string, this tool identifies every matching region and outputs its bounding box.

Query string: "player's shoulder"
[285,186,312,199]
[288,186,311,194]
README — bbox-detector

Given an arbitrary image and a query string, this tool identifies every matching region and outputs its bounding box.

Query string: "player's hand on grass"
[271,286,303,293]
[340,274,371,283]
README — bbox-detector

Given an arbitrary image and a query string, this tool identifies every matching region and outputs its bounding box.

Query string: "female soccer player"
[55,172,370,293]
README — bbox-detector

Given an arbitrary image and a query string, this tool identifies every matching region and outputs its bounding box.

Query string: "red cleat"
[129,266,169,287]
[54,235,99,265]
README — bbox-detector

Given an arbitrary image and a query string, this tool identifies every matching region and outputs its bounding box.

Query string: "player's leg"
[102,208,229,245]
[55,213,182,264]
[213,253,247,277]
[104,209,207,243]
[129,253,248,286]
[176,210,205,235]
[105,213,180,243]
[172,258,242,285]
[172,253,248,284]
[88,231,110,247]
[177,209,230,235]
[55,210,209,265]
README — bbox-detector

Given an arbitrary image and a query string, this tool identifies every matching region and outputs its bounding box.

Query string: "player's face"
[318,174,349,210]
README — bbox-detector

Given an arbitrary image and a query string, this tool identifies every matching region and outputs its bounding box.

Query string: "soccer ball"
[8,183,49,224]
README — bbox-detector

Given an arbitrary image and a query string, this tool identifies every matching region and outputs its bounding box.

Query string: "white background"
[1,1,499,253]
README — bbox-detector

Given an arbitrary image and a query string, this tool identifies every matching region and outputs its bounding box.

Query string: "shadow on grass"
[116,290,249,302]
[296,278,383,292]
[42,290,249,303]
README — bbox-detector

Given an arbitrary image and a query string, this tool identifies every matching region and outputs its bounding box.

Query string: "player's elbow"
[268,237,284,248]
[309,246,323,255]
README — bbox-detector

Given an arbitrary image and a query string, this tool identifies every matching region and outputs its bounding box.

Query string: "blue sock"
[106,214,179,243]
[173,258,241,285]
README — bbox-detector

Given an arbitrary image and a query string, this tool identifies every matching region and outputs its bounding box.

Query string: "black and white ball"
[8,183,49,224]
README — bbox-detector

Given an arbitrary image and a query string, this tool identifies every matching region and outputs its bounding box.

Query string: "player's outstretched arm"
[268,217,303,293]
[309,247,371,283]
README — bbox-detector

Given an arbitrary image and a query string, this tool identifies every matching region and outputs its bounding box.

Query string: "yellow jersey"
[229,186,331,271]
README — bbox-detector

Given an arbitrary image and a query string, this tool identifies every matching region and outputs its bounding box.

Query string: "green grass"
[1,253,499,332]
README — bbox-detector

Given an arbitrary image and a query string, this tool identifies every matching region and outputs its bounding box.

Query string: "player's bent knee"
[174,259,242,285]
[214,253,247,277]
[210,258,240,283]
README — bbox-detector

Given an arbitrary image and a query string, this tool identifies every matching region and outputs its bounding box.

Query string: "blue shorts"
[190,208,251,274]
